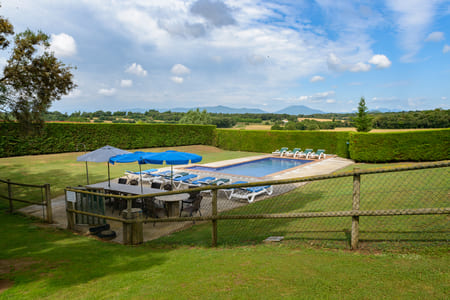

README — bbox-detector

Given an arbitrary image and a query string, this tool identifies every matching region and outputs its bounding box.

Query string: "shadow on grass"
[0,211,171,294]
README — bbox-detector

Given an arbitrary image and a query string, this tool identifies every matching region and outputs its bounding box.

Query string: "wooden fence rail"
[65,161,450,247]
[0,179,52,223]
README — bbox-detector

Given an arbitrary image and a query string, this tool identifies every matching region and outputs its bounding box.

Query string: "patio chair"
[272,147,288,156]
[295,148,313,158]
[143,197,168,221]
[180,191,203,218]
[308,149,326,159]
[200,178,231,196]
[285,148,301,157]
[229,185,273,203]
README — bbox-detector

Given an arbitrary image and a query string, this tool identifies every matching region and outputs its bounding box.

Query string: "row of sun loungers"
[272,147,326,159]
[121,169,272,203]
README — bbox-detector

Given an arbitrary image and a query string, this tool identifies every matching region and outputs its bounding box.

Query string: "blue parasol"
[109,151,154,192]
[141,150,202,188]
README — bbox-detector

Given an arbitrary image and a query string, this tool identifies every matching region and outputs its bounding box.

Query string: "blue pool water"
[187,157,310,177]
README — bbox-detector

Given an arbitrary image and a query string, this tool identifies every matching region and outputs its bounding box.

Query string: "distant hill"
[161,105,267,114]
[370,108,402,113]
[274,105,325,115]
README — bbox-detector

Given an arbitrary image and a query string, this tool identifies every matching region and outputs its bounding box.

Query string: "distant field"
[321,127,444,132]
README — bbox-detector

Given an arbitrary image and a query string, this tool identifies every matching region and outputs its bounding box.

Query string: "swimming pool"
[187,157,311,177]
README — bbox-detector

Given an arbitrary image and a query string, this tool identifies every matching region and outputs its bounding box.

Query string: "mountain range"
[152,105,326,115]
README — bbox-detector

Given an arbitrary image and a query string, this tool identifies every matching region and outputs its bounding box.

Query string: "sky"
[1,0,449,113]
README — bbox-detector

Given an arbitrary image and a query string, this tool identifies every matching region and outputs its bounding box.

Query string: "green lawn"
[0,147,449,298]
[0,211,448,299]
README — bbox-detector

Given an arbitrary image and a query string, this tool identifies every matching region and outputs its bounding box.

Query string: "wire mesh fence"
[145,163,449,248]
[63,162,449,248]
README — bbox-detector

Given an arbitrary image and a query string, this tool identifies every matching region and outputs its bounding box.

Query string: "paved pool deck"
[18,155,354,244]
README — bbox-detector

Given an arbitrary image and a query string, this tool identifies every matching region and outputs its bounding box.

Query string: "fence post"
[65,190,75,230]
[44,184,52,223]
[212,189,218,247]
[351,167,360,249]
[7,179,13,213]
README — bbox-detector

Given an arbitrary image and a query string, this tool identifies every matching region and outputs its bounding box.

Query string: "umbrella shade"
[141,150,202,165]
[76,145,131,185]
[141,150,202,189]
[109,151,152,165]
[77,145,131,162]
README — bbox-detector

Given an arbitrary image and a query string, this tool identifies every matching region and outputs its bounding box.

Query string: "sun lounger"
[295,148,313,158]
[285,148,301,157]
[173,174,198,189]
[308,149,326,159]
[189,176,216,187]
[229,185,273,203]
[272,147,288,156]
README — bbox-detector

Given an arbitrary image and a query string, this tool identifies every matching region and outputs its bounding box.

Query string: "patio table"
[154,193,190,217]
[86,182,162,195]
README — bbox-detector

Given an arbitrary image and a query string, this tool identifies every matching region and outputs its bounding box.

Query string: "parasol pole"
[139,164,143,194]
[107,162,111,187]
[85,161,89,185]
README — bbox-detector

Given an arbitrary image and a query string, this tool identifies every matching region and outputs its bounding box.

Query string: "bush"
[215,129,350,157]
[349,129,450,162]
[0,123,216,157]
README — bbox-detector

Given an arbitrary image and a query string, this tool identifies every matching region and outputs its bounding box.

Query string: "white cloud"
[369,54,392,69]
[49,33,77,57]
[386,0,439,62]
[297,91,336,103]
[327,53,371,73]
[310,75,325,83]
[171,76,184,84]
[442,96,448,100]
[425,31,444,42]
[125,63,147,76]
[120,79,133,87]
[443,45,450,53]
[171,64,191,76]
[98,88,117,96]
[349,62,371,72]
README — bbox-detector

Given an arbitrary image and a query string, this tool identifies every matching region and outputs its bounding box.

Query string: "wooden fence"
[0,178,52,223]
[65,161,450,247]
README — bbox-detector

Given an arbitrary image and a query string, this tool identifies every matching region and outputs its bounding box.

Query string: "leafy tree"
[353,97,373,132]
[178,108,212,125]
[0,12,76,133]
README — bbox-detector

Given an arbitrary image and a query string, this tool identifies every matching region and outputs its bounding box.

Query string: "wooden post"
[212,189,218,247]
[122,208,143,245]
[351,167,360,249]
[65,190,75,230]
[44,184,52,223]
[7,179,13,213]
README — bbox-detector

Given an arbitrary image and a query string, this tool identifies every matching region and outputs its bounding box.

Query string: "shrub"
[0,123,215,157]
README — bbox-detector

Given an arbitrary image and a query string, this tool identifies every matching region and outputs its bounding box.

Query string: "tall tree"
[0,12,76,133]
[353,97,373,132]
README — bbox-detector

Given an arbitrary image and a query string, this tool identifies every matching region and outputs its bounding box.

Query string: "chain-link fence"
[66,162,449,248]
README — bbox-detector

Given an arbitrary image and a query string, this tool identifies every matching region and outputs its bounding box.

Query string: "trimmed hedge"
[349,129,450,162]
[215,129,350,158]
[0,123,215,157]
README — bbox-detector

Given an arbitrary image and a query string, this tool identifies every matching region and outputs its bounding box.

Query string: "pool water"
[187,157,311,177]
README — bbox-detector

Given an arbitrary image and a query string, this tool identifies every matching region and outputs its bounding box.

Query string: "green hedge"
[0,123,215,157]
[349,129,450,162]
[215,129,350,157]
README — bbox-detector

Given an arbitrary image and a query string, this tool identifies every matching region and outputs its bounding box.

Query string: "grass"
[0,211,449,299]
[0,145,263,209]
[0,147,449,298]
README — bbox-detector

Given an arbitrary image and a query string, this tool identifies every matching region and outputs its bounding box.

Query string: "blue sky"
[1,0,449,113]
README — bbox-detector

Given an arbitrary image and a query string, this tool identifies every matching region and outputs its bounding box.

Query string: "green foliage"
[373,109,450,129]
[0,123,215,157]
[349,129,450,162]
[352,97,373,132]
[0,16,76,133]
[178,108,212,125]
[215,129,350,157]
